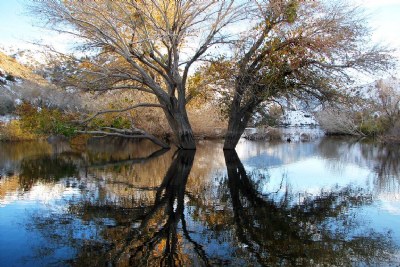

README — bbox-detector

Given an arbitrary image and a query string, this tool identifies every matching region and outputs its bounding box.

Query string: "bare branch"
[77,126,170,149]
[79,103,165,124]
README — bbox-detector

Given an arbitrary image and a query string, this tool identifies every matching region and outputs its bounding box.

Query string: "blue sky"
[0,0,72,51]
[0,0,34,45]
[0,0,399,68]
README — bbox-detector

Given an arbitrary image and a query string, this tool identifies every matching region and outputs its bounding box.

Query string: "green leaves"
[17,103,78,137]
[285,0,299,24]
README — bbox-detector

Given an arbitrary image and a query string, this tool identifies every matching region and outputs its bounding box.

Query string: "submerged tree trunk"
[163,100,196,150]
[223,93,258,150]
[224,111,248,150]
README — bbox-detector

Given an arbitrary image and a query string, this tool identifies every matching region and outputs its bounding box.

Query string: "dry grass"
[130,104,227,140]
[84,90,228,140]
[0,51,49,86]
[188,104,227,139]
[0,120,38,141]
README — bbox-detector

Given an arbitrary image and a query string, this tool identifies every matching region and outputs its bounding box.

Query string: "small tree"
[375,79,400,129]
[30,0,242,149]
[221,0,394,149]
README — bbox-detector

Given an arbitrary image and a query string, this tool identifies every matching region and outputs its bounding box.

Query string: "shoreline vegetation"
[2,114,400,145]
[0,101,228,144]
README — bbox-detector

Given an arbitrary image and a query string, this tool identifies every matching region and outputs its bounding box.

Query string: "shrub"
[267,127,282,140]
[87,115,131,130]
[0,120,37,141]
[16,103,78,137]
[379,120,400,144]
[5,74,16,82]
[0,95,15,115]
[358,117,386,137]
[316,108,362,135]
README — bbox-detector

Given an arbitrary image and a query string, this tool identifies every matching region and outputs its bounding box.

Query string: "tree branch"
[79,103,165,124]
[77,126,169,149]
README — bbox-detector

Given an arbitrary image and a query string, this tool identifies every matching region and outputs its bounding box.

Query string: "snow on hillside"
[280,109,318,126]
[0,46,46,68]
[350,77,400,100]
[0,67,6,84]
[0,50,49,87]
[279,77,400,127]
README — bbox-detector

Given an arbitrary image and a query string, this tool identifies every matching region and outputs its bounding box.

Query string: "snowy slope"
[280,109,318,126]
[350,77,400,100]
[0,46,46,69]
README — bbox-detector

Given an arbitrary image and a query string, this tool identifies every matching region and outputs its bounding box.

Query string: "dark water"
[0,137,400,266]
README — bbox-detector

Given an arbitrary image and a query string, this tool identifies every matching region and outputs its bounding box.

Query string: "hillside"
[351,77,400,101]
[0,51,49,86]
[0,50,84,117]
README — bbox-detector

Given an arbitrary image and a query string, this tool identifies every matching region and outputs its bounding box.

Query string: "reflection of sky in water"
[237,139,400,250]
[1,138,400,265]
[252,157,373,195]
[0,184,80,266]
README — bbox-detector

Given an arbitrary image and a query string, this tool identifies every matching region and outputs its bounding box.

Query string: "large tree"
[31,0,241,149]
[222,0,394,149]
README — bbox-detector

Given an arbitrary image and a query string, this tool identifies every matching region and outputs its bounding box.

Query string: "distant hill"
[0,50,83,116]
[0,50,48,86]
[350,77,400,101]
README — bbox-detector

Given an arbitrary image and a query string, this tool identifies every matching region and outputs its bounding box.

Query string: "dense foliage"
[17,103,78,137]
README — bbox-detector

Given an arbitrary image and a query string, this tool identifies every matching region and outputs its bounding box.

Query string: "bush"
[0,95,15,115]
[17,103,78,137]
[87,115,131,130]
[358,117,386,137]
[316,108,361,135]
[5,74,16,82]
[379,120,400,144]
[0,120,37,141]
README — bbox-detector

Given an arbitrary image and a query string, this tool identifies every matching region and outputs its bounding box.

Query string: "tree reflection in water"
[67,150,397,266]
[224,150,396,266]
[317,137,400,195]
[17,140,399,266]
[70,150,200,266]
[19,155,78,191]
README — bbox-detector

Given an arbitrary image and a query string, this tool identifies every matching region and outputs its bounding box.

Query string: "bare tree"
[374,78,400,129]
[316,107,365,136]
[30,0,242,149]
[221,0,394,149]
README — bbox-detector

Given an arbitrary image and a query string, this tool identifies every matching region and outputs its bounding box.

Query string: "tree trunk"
[223,111,248,150]
[164,103,196,150]
[223,97,256,150]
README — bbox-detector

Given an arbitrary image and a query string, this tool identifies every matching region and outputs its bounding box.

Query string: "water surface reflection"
[0,137,399,266]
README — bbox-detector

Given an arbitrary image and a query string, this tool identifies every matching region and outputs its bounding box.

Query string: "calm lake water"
[0,137,400,266]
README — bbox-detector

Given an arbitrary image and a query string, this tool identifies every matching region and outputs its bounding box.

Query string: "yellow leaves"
[186,59,234,108]
[79,60,93,69]
[0,120,38,141]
